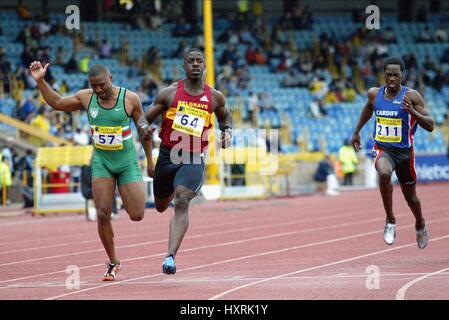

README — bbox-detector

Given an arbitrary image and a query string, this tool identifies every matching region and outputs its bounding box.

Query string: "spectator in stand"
[172,17,192,37]
[58,80,70,94]
[309,97,326,119]
[30,107,50,133]
[79,55,90,74]
[383,26,397,43]
[65,54,78,73]
[434,24,448,42]
[282,69,301,88]
[417,26,433,42]
[18,92,38,122]
[245,44,257,65]
[342,81,358,102]
[254,47,267,65]
[55,46,65,65]
[172,39,189,58]
[99,40,112,59]
[247,91,259,125]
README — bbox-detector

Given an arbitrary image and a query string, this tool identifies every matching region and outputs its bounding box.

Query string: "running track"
[0,183,448,300]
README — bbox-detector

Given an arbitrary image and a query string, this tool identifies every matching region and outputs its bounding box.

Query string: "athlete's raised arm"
[29,61,85,112]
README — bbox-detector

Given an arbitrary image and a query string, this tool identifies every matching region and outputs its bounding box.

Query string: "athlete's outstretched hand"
[139,125,155,143]
[29,61,50,81]
[351,132,361,152]
[147,160,155,178]
[220,130,232,149]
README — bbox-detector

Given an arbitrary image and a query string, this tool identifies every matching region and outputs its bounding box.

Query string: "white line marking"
[0,208,378,284]
[44,216,449,300]
[0,206,374,267]
[396,266,449,300]
[209,233,449,300]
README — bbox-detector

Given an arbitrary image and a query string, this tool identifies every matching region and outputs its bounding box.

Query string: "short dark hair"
[184,48,204,60]
[88,64,110,77]
[383,57,405,72]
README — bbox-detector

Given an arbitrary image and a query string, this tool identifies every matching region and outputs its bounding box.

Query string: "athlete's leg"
[154,194,175,213]
[118,181,145,221]
[399,183,425,230]
[153,149,177,213]
[167,185,196,257]
[375,157,396,223]
[93,177,119,264]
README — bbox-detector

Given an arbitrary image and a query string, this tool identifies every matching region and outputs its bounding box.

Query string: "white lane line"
[44,217,449,300]
[0,206,373,267]
[0,216,82,227]
[0,208,380,285]
[0,212,286,255]
[5,271,449,290]
[396,266,449,300]
[0,202,309,248]
[208,233,449,300]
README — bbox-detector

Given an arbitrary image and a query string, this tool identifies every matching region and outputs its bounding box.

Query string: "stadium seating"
[0,12,448,155]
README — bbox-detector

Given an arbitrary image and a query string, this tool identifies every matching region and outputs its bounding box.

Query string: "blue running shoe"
[162,255,176,275]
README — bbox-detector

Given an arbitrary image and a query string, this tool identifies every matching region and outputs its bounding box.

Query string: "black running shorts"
[373,144,417,185]
[153,144,206,199]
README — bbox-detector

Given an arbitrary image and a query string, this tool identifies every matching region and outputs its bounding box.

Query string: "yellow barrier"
[33,145,93,215]
[0,113,71,147]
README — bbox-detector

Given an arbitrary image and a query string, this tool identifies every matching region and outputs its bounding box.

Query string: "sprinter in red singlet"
[145,48,233,274]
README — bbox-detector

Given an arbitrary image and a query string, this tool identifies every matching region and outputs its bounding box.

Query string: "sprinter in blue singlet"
[351,57,435,249]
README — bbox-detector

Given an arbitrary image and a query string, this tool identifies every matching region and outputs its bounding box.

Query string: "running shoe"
[383,222,396,245]
[416,225,429,249]
[162,255,176,275]
[102,262,121,281]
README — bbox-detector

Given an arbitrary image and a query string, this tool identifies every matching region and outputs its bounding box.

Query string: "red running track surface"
[0,183,448,300]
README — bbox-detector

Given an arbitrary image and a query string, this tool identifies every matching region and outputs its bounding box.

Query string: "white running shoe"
[384,222,396,245]
[416,225,429,249]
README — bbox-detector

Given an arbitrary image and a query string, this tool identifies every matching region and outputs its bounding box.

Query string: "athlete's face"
[89,73,113,99]
[384,65,403,91]
[183,52,205,80]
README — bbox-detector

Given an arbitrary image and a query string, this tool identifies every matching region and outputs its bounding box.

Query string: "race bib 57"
[93,126,123,150]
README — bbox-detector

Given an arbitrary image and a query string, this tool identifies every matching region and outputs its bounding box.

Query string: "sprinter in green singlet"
[29,61,153,281]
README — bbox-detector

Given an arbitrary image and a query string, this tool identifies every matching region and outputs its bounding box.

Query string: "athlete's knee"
[405,194,420,205]
[174,193,192,213]
[129,211,144,221]
[96,208,112,223]
[155,203,168,213]
[377,170,392,184]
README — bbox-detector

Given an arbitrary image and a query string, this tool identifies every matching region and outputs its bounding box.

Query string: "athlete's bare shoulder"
[208,85,222,96]
[367,87,380,98]
[123,89,141,106]
[208,86,226,110]
[152,81,178,107]
[159,81,178,95]
[404,88,421,98]
[76,88,93,97]
[75,89,94,107]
